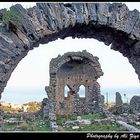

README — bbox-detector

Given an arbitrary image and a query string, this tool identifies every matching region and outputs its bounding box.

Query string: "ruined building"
[1,2,140,130]
[130,96,140,113]
[116,92,123,107]
[44,50,104,118]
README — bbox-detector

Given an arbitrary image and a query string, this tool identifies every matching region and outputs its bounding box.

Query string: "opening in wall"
[64,85,69,97]
[78,85,85,98]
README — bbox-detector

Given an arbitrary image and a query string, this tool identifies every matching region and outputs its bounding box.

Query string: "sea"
[1,87,140,104]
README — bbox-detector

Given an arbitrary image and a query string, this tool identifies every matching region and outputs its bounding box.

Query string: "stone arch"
[0,2,140,130]
[0,2,140,98]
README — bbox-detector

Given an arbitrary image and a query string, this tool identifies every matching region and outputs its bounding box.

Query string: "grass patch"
[56,116,65,126]
[56,113,106,126]
[62,123,127,132]
[133,125,140,130]
[3,115,21,120]
[3,116,51,131]
[56,113,126,132]
[56,114,77,125]
[68,115,77,120]
[3,123,18,131]
[80,123,127,131]
[80,113,106,120]
[27,122,51,131]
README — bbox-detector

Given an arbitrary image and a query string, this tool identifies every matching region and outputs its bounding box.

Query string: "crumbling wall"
[130,96,140,113]
[1,2,140,130]
[45,51,104,118]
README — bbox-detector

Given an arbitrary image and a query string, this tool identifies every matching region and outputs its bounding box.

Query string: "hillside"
[1,101,41,113]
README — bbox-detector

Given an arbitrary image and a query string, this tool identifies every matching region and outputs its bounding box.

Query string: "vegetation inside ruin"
[3,115,51,131]
[80,113,106,120]
[2,101,140,132]
[133,124,140,130]
[56,113,106,125]
[56,113,127,131]
[63,123,127,131]
[2,112,127,132]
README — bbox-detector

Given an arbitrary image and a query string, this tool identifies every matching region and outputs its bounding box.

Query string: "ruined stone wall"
[73,96,86,114]
[116,92,123,106]
[0,103,3,130]
[1,2,140,129]
[39,98,49,118]
[56,62,98,115]
[130,96,140,113]
[46,51,103,116]
[0,3,140,98]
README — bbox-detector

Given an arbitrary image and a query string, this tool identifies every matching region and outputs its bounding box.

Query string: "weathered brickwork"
[0,2,140,130]
[45,51,104,121]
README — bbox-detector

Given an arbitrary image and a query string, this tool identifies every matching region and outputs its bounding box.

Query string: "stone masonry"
[130,96,140,113]
[116,92,123,106]
[45,50,104,121]
[40,98,49,118]
[0,3,140,100]
[0,2,140,130]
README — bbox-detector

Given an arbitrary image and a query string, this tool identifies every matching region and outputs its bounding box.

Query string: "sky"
[1,2,140,103]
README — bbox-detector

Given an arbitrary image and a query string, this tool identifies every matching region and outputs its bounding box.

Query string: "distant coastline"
[1,86,140,104]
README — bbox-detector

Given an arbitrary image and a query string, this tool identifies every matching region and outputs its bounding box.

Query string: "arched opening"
[64,85,69,98]
[1,2,140,131]
[77,85,85,98]
[1,37,140,106]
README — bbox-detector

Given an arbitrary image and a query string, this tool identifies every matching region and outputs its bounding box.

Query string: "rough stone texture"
[100,95,105,106]
[39,98,49,118]
[116,120,139,131]
[110,95,140,115]
[102,108,113,118]
[50,121,58,132]
[130,96,140,113]
[0,2,140,129]
[45,51,104,121]
[116,92,123,106]
[92,118,112,125]
[65,119,92,128]
[109,92,130,115]
[109,104,130,115]
[0,103,3,130]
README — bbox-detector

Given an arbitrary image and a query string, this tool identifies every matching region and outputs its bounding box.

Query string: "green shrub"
[3,10,20,25]
[68,115,77,121]
[56,115,65,125]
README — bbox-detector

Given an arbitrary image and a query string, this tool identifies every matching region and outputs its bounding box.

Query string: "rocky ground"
[56,113,127,131]
[3,114,51,131]
[2,112,140,132]
[1,102,140,132]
